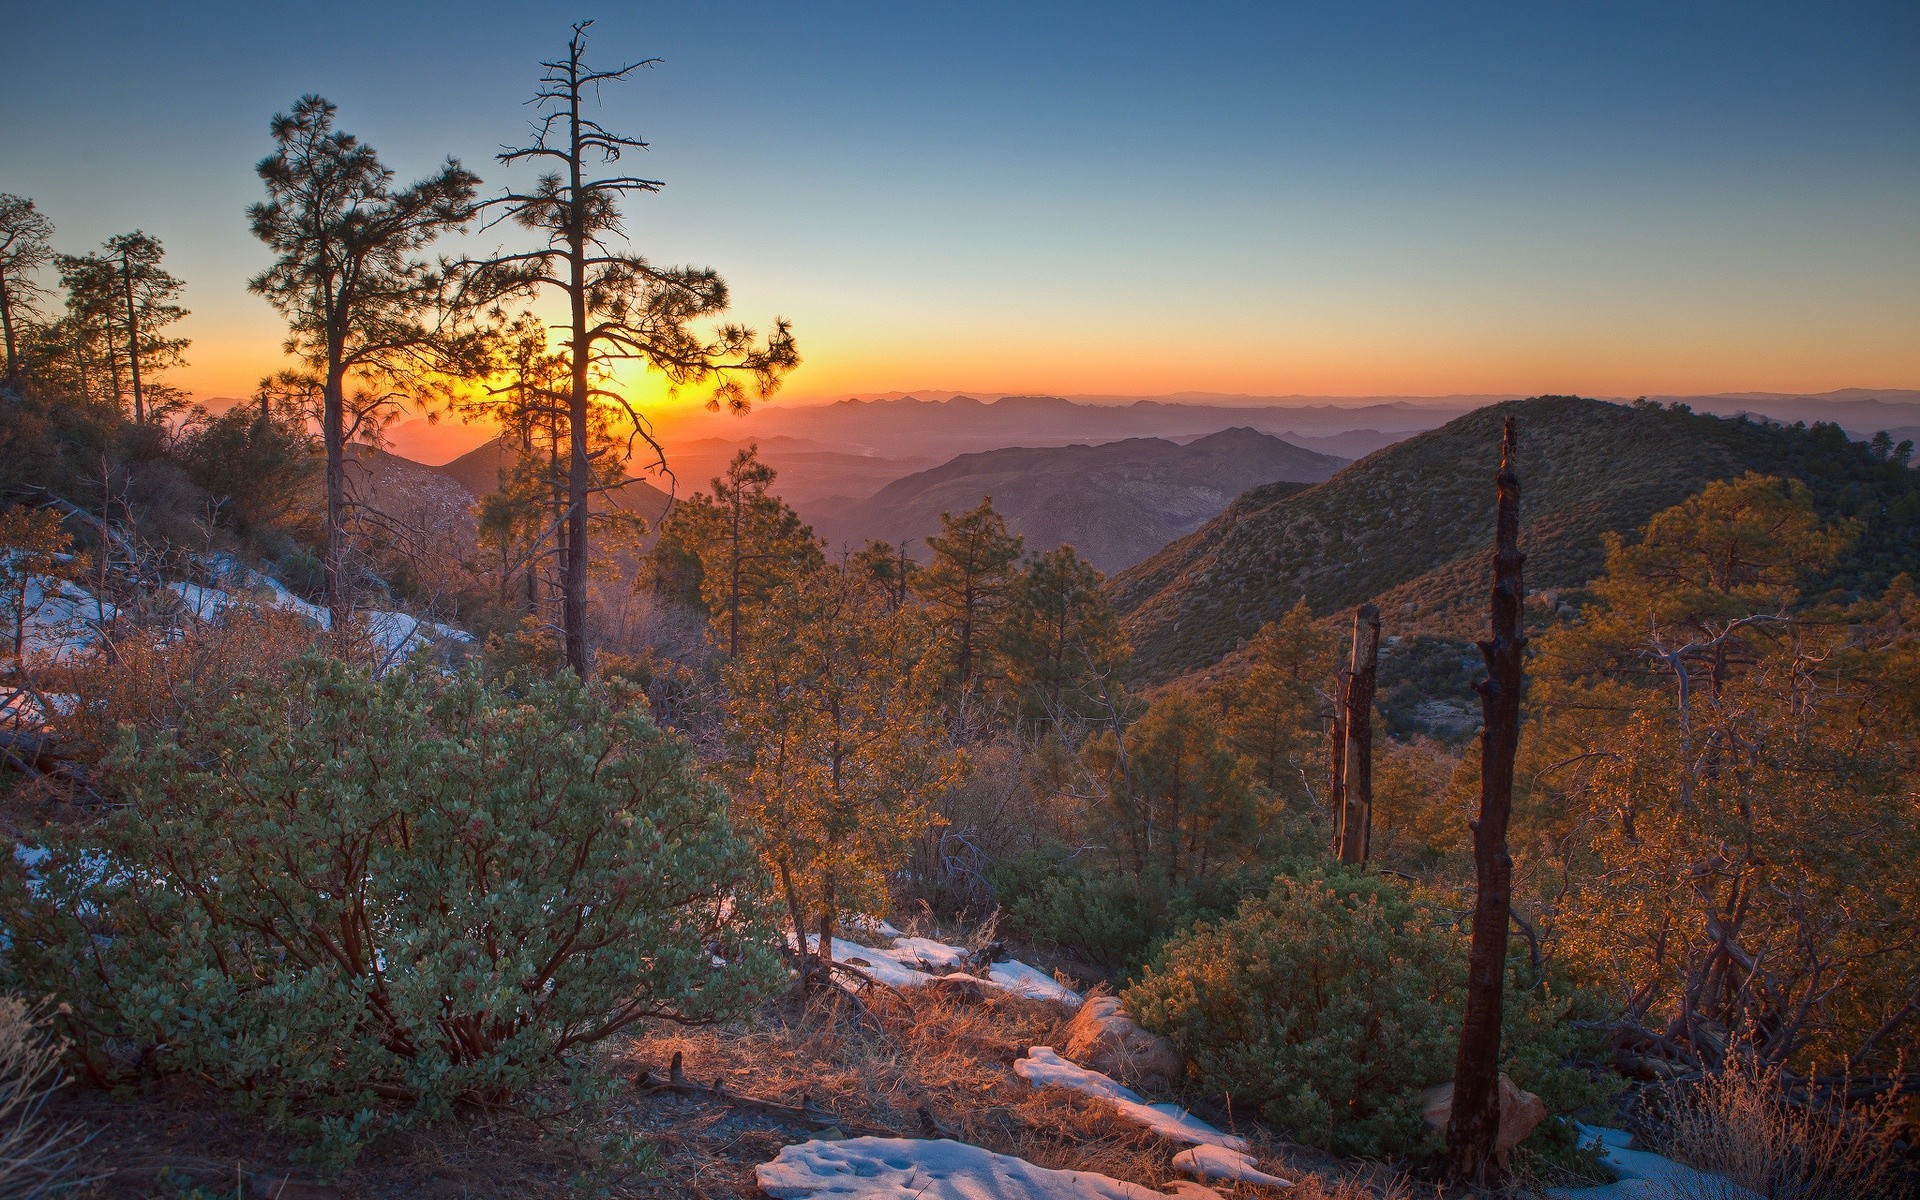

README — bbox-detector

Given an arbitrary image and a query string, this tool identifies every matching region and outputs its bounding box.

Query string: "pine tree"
[1225,597,1336,804]
[916,498,1023,718]
[0,194,54,383]
[477,21,798,677]
[248,94,486,630]
[102,231,190,424]
[997,544,1128,727]
[649,447,822,658]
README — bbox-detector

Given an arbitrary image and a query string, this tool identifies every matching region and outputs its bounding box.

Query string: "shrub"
[4,656,780,1152]
[1660,1055,1908,1199]
[1124,867,1605,1159]
[994,851,1267,979]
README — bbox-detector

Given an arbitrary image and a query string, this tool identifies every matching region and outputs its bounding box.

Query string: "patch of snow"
[756,1136,1221,1200]
[1548,1124,1762,1200]
[1171,1145,1291,1188]
[1014,1047,1245,1150]
[166,581,234,621]
[986,960,1082,1004]
[1,688,75,730]
[880,935,975,972]
[8,574,114,663]
[797,933,1080,1006]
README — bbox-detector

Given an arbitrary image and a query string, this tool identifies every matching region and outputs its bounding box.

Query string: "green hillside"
[1109,396,1920,681]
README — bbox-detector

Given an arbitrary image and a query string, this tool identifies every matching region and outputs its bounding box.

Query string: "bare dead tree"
[1332,603,1381,866]
[1446,415,1526,1185]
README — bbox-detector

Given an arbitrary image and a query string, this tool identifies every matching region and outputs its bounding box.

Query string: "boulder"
[1419,1073,1548,1160]
[1060,995,1184,1092]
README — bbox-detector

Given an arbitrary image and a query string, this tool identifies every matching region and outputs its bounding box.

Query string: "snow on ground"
[1549,1125,1761,1200]
[1171,1144,1292,1188]
[801,932,1083,1006]
[1014,1047,1246,1150]
[884,935,975,972]
[985,960,1082,1004]
[8,572,115,663]
[165,581,233,621]
[757,1137,1222,1200]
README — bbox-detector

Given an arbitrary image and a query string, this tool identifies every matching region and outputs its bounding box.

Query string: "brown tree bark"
[1333,603,1381,865]
[119,251,144,424]
[1445,415,1526,1186]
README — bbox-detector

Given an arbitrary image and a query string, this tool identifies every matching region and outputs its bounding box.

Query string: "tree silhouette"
[249,94,486,630]
[477,21,798,676]
[104,232,189,424]
[0,195,54,384]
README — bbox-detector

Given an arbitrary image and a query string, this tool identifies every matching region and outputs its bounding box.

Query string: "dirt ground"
[47,982,1351,1200]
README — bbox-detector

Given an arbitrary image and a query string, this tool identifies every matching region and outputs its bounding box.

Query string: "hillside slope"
[1111,396,1920,680]
[819,428,1345,573]
[438,438,676,524]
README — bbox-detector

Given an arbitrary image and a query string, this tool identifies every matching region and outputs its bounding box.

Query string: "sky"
[6,1,1918,417]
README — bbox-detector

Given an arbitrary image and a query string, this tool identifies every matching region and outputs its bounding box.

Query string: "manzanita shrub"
[1124,867,1607,1159]
[3,655,781,1150]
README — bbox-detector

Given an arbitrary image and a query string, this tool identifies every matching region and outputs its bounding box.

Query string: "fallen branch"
[633,1051,906,1139]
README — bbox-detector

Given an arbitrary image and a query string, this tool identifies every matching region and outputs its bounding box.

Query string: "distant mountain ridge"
[816,427,1345,574]
[1111,396,1920,681]
[438,439,676,525]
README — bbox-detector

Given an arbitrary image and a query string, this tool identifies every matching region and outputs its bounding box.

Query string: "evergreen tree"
[650,446,821,657]
[0,194,54,383]
[849,539,919,612]
[248,94,486,630]
[477,21,798,676]
[723,563,957,985]
[102,231,190,424]
[1084,687,1258,890]
[1226,598,1336,802]
[997,544,1128,726]
[916,497,1023,717]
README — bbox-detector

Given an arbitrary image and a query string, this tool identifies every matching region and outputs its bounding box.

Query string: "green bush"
[3,656,780,1152]
[1124,867,1606,1159]
[993,849,1274,978]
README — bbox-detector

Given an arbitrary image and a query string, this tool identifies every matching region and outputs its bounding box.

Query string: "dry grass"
[0,994,95,1199]
[1660,1056,1909,1200]
[45,980,1390,1198]
[619,983,1189,1195]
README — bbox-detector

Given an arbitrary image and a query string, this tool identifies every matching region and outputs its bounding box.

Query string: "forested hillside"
[1112,395,1920,679]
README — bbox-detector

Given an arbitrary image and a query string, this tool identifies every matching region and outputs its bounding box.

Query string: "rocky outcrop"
[1061,995,1184,1093]
[1419,1072,1547,1160]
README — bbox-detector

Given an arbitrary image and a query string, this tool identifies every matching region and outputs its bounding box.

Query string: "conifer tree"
[479,21,798,676]
[0,194,54,383]
[248,94,485,630]
[103,231,189,424]
[650,446,822,656]
[997,544,1128,726]
[1084,688,1258,890]
[916,498,1024,716]
[849,539,919,612]
[724,563,957,986]
[1226,597,1336,802]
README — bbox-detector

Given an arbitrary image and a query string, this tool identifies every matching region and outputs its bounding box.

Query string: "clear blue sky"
[6,1,1917,402]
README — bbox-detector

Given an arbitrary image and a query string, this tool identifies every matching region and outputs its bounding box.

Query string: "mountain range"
[813,428,1346,574]
[1110,396,1920,681]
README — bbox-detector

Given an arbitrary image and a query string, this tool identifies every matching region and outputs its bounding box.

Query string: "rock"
[1419,1073,1548,1160]
[1061,995,1185,1092]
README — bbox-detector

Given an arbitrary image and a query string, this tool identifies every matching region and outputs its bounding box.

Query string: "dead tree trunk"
[1445,415,1526,1186]
[1333,603,1381,866]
